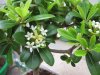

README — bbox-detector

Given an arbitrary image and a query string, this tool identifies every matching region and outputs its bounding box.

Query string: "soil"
[27,68,57,75]
[0,56,5,69]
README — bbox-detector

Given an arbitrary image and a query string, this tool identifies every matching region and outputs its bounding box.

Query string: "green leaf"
[90,51,100,62]
[76,33,82,40]
[25,50,42,69]
[0,44,8,55]
[60,55,68,61]
[68,27,77,38]
[77,5,86,19]
[74,50,87,56]
[47,24,57,36]
[24,0,32,11]
[0,30,6,43]
[20,49,31,62]
[27,14,55,22]
[39,48,54,66]
[81,20,86,34]
[93,44,100,52]
[23,0,32,17]
[66,57,71,63]
[87,4,98,21]
[38,6,48,14]
[71,62,76,67]
[86,52,100,75]
[13,32,26,45]
[65,11,81,24]
[34,0,41,4]
[13,26,26,45]
[89,35,96,48]
[57,28,76,41]
[71,55,82,63]
[11,41,20,50]
[0,20,16,30]
[79,0,90,18]
[15,7,23,17]
[78,38,88,48]
[7,47,13,65]
[47,2,56,11]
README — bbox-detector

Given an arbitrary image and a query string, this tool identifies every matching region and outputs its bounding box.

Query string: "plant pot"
[26,68,57,75]
[0,56,8,75]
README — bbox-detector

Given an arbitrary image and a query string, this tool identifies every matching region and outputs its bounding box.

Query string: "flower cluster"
[88,20,100,34]
[92,20,100,29]
[25,23,48,52]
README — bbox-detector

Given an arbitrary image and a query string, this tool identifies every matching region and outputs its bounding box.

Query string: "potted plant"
[0,0,100,75]
[0,0,57,75]
[58,0,100,75]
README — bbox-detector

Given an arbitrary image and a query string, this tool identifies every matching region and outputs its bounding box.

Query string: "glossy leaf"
[93,44,100,52]
[74,50,87,57]
[86,52,100,75]
[58,28,76,41]
[89,35,96,48]
[47,24,57,36]
[87,4,98,20]
[65,11,81,24]
[25,50,42,69]
[0,20,16,30]
[20,49,31,62]
[77,5,86,19]
[27,14,55,22]
[39,48,54,66]
[71,55,82,63]
[13,32,26,45]
[7,47,13,65]
[78,38,88,48]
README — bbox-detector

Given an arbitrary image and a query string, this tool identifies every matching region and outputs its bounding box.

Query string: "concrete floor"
[41,40,91,75]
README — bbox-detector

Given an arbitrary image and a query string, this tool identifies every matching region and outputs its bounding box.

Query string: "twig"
[51,45,76,54]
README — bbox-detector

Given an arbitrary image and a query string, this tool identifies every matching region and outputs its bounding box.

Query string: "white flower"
[96,22,100,25]
[92,20,96,26]
[88,29,92,32]
[31,25,37,31]
[92,20,100,29]
[40,26,48,36]
[74,26,77,29]
[63,27,66,30]
[96,31,100,34]
[25,42,35,52]
[25,32,33,40]
[26,23,30,28]
[57,33,61,37]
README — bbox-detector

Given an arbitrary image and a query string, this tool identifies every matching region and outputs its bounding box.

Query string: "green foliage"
[86,52,100,75]
[57,28,77,41]
[26,14,55,22]
[0,0,100,74]
[13,32,26,45]
[74,50,87,56]
[78,38,88,48]
[93,44,100,52]
[25,50,42,69]
[89,35,96,48]
[47,24,57,36]
[13,26,26,45]
[7,47,13,65]
[20,49,31,62]
[0,20,16,30]
[39,48,54,66]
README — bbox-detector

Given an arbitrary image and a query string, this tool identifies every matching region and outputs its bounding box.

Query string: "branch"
[51,45,76,54]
